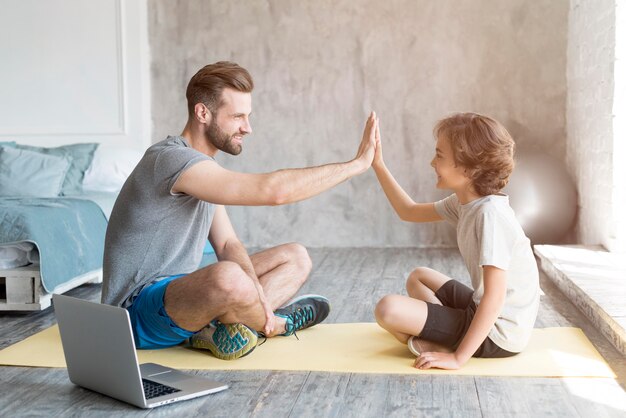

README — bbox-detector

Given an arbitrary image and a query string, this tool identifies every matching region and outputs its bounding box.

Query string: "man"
[102,61,377,360]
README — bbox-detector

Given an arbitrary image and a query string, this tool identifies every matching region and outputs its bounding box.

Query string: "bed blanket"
[0,198,107,292]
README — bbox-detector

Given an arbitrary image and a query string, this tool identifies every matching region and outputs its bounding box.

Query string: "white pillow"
[82,145,144,192]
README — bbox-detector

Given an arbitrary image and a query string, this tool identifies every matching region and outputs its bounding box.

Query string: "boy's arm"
[208,205,275,335]
[173,114,377,206]
[373,161,442,222]
[372,120,442,223]
[415,265,507,370]
[452,266,507,363]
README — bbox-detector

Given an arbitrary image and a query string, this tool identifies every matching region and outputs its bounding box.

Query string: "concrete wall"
[149,0,568,248]
[566,0,616,248]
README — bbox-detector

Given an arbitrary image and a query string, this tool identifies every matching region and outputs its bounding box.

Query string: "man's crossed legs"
[127,243,330,359]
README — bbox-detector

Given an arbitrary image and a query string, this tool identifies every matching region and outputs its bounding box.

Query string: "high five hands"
[355,111,379,172]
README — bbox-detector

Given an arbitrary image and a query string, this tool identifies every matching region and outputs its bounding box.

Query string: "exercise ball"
[503,151,577,244]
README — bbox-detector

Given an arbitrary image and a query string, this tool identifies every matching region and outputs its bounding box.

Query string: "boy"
[372,113,540,370]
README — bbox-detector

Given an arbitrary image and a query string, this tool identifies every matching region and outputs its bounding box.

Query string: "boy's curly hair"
[434,113,515,196]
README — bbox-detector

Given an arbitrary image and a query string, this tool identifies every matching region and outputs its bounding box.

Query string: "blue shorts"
[127,274,196,349]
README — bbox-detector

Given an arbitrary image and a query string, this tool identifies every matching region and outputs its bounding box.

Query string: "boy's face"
[430,135,471,192]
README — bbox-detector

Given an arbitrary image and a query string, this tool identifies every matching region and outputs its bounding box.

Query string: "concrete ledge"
[534,244,626,356]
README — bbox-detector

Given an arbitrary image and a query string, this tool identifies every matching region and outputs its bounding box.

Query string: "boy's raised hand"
[373,116,383,169]
[354,111,377,171]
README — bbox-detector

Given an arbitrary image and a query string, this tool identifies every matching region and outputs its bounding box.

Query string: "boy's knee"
[374,295,402,325]
[406,266,430,287]
[409,266,432,280]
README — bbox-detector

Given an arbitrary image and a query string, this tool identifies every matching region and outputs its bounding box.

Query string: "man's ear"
[194,103,211,124]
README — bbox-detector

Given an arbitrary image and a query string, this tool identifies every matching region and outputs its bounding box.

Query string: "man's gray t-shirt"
[101,136,216,307]
[435,194,540,353]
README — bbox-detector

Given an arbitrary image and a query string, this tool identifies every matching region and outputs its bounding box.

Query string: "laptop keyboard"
[142,378,181,400]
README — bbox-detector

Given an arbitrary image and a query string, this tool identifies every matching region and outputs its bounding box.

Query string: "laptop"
[53,294,227,408]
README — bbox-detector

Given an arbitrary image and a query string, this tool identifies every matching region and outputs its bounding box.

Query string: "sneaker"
[275,294,330,336]
[407,335,421,356]
[190,322,258,360]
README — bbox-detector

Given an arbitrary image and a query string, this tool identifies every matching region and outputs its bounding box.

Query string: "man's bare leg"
[164,261,266,332]
[161,260,269,359]
[249,242,313,309]
[165,242,317,340]
[247,242,317,337]
[250,242,330,337]
[165,242,312,332]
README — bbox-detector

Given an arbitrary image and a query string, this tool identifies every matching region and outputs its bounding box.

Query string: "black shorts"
[419,280,517,358]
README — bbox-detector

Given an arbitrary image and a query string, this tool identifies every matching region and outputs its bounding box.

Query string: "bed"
[0,142,142,311]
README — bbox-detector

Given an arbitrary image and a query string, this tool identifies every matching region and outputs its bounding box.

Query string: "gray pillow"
[16,143,98,195]
[0,147,71,197]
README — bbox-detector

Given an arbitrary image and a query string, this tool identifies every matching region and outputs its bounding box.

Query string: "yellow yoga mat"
[0,323,615,377]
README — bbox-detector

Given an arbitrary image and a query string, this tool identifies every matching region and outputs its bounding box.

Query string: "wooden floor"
[1,248,625,417]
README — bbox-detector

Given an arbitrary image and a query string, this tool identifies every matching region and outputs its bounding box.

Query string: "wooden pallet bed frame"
[0,265,102,311]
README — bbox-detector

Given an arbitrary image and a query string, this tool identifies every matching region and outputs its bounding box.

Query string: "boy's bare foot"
[407,336,453,356]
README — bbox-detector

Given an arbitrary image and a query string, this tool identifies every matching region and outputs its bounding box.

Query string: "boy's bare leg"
[405,267,453,304]
[375,295,429,343]
[408,337,453,355]
[376,267,456,351]
[375,294,454,353]
[376,267,454,341]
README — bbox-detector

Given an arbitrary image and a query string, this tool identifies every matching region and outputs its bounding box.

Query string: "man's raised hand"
[354,111,378,172]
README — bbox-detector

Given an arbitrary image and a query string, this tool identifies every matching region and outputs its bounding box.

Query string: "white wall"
[566,0,619,249]
[0,0,150,150]
[610,1,626,252]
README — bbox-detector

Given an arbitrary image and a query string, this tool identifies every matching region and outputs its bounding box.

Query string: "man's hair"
[186,61,254,117]
[433,112,515,196]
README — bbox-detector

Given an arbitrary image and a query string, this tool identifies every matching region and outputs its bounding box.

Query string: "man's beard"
[206,120,242,155]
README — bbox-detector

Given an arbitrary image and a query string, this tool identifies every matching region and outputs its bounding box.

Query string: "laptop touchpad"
[150,370,196,384]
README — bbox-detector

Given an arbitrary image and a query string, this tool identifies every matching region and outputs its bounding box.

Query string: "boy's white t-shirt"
[434,193,540,353]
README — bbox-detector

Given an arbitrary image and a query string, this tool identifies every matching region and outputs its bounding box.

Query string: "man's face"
[206,88,252,156]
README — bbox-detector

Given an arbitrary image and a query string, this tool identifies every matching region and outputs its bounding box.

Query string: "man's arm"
[208,205,275,334]
[209,205,256,278]
[173,113,377,206]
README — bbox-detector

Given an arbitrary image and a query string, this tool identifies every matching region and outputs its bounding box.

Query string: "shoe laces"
[285,305,315,336]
